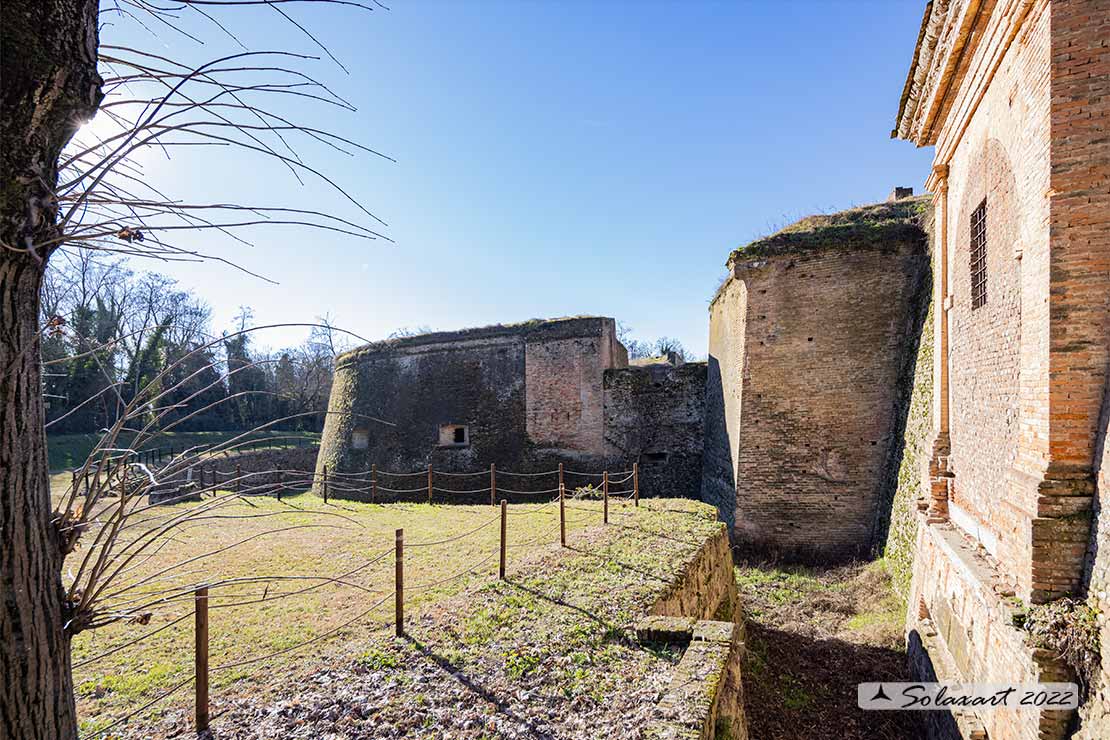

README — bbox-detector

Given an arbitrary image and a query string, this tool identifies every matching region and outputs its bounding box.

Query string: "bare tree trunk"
[0,260,78,740]
[1,1,103,737]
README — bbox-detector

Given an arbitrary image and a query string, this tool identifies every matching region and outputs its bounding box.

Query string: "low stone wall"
[638,618,746,740]
[651,521,740,622]
[637,521,746,739]
[217,447,319,495]
[151,447,320,504]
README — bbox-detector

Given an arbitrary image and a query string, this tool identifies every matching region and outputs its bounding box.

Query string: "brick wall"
[938,0,1054,588]
[1048,13,1110,721]
[907,521,1075,740]
[524,317,625,453]
[702,277,748,532]
[604,361,707,499]
[880,247,935,598]
[905,521,1078,740]
[709,202,930,560]
[1067,3,1110,719]
[896,2,1109,737]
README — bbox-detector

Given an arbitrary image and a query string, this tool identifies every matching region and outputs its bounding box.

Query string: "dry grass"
[85,496,725,739]
[69,490,578,736]
[736,560,923,740]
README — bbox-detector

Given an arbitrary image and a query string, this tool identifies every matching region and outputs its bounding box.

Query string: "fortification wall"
[315,317,637,498]
[702,278,747,531]
[604,362,707,499]
[708,200,930,560]
[318,332,529,478]
[524,318,625,452]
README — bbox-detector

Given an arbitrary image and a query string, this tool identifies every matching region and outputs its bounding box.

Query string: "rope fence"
[80,460,643,738]
[83,447,642,512]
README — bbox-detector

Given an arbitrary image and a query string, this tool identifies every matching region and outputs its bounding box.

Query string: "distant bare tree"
[617,323,685,361]
[388,325,435,339]
[1,2,390,736]
[652,337,686,359]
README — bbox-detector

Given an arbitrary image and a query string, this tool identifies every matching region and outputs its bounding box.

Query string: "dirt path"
[736,560,925,740]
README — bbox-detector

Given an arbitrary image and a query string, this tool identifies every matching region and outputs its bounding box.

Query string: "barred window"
[970,199,987,309]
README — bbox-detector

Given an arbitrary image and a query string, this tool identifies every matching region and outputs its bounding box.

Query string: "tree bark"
[1,1,103,738]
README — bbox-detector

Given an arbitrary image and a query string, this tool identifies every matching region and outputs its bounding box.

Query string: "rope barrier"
[504,499,561,516]
[495,486,561,496]
[73,612,191,669]
[405,514,500,548]
[375,469,426,478]
[89,676,195,738]
[406,551,498,593]
[375,486,427,495]
[431,486,492,495]
[79,478,659,735]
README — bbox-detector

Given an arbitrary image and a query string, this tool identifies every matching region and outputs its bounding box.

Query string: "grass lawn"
[48,430,320,472]
[71,491,714,737]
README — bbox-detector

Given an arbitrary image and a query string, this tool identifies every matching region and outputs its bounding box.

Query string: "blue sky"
[100,0,934,356]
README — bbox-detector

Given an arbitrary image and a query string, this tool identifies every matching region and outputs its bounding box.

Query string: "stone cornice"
[895,0,1042,155]
[893,0,988,146]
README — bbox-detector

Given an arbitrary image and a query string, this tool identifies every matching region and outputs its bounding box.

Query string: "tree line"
[40,250,345,436]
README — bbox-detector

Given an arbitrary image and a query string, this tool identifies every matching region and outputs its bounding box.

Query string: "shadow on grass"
[500,576,620,634]
[562,543,673,587]
[743,623,926,740]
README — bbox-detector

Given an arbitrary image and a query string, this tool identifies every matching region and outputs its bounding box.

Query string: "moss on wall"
[880,280,934,599]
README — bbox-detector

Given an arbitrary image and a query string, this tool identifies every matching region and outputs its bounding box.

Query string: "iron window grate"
[970,199,987,310]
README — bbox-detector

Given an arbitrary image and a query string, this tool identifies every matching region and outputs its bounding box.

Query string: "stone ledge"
[642,619,746,740]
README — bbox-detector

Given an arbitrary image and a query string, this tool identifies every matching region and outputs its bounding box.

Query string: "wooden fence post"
[558,462,564,493]
[603,470,609,525]
[633,463,639,507]
[236,464,242,494]
[195,586,209,733]
[499,499,507,580]
[71,470,77,494]
[371,463,377,503]
[395,528,404,637]
[427,464,433,504]
[322,465,329,504]
[559,483,566,547]
[490,463,496,507]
